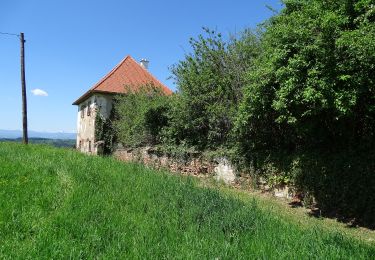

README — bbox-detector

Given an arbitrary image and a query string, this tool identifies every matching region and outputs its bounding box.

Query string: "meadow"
[0,142,374,258]
[0,138,75,148]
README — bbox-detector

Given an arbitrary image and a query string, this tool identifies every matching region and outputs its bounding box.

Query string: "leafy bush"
[114,84,170,147]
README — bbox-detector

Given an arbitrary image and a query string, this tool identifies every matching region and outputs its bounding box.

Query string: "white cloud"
[31,88,48,96]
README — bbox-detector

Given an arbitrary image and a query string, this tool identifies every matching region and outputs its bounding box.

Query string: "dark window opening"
[87,101,91,116]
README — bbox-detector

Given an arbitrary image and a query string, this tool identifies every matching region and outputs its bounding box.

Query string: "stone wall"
[114,147,237,184]
[114,146,296,200]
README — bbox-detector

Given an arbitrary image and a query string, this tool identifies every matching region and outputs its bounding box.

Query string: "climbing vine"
[95,107,117,155]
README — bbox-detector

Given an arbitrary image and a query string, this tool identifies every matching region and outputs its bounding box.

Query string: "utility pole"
[20,32,28,144]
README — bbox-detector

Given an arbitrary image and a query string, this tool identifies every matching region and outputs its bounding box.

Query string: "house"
[72,55,172,154]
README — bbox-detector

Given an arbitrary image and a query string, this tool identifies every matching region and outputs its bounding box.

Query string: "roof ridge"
[135,57,172,94]
[90,55,131,91]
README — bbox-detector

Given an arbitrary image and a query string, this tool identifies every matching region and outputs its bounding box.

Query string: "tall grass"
[0,142,374,258]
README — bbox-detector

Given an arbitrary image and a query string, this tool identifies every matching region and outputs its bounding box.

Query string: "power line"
[0,31,20,37]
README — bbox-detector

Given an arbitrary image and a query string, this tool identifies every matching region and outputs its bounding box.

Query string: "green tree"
[168,28,260,150]
[236,0,375,160]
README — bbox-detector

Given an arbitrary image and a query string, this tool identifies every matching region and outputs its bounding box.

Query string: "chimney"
[140,58,149,70]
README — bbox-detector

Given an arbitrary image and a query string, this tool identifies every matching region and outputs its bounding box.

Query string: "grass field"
[0,138,75,148]
[0,142,374,258]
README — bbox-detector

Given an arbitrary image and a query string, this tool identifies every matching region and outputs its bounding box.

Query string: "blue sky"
[0,0,282,133]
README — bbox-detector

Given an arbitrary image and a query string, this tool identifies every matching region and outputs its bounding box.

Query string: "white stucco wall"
[76,94,113,154]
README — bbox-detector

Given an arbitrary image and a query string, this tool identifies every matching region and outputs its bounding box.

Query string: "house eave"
[72,90,118,105]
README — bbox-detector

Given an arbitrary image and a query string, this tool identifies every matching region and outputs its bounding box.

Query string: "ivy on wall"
[95,107,116,155]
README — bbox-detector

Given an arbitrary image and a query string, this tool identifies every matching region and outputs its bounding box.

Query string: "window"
[87,101,91,116]
[88,140,92,152]
[80,105,85,118]
[78,140,82,149]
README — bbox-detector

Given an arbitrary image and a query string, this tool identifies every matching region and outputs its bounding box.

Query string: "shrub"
[114,84,171,147]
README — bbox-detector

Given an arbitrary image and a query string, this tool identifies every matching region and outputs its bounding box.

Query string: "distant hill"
[0,129,76,140]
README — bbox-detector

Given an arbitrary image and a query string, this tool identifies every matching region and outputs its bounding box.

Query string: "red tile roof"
[73,55,172,105]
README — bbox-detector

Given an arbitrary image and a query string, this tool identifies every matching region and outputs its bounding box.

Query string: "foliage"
[234,0,375,225]
[294,147,375,226]
[167,28,260,150]
[1,142,375,258]
[236,0,375,158]
[95,107,116,155]
[114,84,170,147]
[246,147,375,227]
